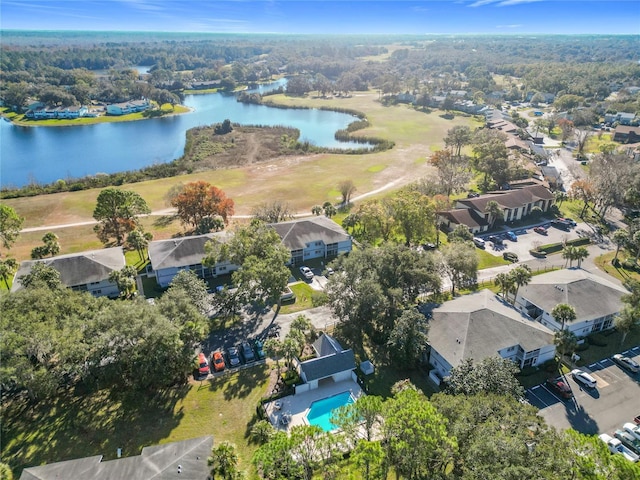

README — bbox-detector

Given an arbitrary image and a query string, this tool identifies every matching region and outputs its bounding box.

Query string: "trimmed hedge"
[538,237,591,255]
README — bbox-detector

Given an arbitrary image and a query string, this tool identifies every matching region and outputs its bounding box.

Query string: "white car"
[599,433,639,463]
[571,369,597,389]
[612,354,640,373]
[299,266,314,280]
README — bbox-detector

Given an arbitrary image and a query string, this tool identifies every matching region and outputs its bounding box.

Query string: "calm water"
[0,79,367,188]
[305,391,354,432]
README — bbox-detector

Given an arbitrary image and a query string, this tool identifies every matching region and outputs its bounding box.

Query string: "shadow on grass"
[3,384,188,477]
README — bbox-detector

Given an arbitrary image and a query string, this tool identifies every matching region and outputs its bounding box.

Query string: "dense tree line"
[0,268,210,400]
[251,383,640,480]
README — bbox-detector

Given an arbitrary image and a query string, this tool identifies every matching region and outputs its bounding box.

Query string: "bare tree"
[252,200,293,224]
[338,180,357,206]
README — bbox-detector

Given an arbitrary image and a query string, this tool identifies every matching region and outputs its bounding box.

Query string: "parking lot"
[477,220,589,262]
[525,346,640,435]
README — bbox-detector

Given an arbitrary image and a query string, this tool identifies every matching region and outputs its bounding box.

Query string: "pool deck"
[265,380,363,432]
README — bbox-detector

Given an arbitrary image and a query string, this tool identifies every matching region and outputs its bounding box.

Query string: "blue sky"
[1,1,639,35]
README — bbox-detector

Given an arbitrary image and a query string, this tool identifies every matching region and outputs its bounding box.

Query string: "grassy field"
[4,91,479,262]
[2,367,270,478]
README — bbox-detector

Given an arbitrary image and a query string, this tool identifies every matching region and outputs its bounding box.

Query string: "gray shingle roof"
[19,436,213,480]
[429,290,554,369]
[517,269,628,323]
[299,333,356,382]
[148,232,231,270]
[12,247,125,292]
[456,184,554,211]
[270,216,350,251]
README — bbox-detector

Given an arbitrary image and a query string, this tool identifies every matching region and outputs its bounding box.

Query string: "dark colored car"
[546,378,573,399]
[551,219,571,231]
[240,341,255,363]
[227,346,241,367]
[488,235,503,245]
[503,251,519,263]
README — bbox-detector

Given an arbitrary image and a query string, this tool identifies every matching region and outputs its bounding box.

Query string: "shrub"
[587,333,607,347]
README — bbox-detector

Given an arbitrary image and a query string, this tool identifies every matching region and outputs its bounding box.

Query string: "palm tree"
[562,245,577,267]
[208,442,242,480]
[510,265,532,304]
[611,229,629,264]
[494,272,515,302]
[554,191,568,207]
[127,229,151,262]
[574,246,589,268]
[551,303,577,331]
[42,232,60,257]
[554,329,578,362]
[614,306,639,347]
[485,200,503,229]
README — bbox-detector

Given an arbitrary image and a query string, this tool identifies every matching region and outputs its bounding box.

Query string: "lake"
[0,79,368,188]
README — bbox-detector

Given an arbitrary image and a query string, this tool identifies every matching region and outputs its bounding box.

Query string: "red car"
[534,226,547,235]
[212,351,226,372]
[546,378,573,399]
[197,352,210,376]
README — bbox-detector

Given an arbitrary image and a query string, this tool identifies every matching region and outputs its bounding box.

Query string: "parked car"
[212,351,225,372]
[551,219,571,231]
[488,235,503,245]
[299,266,314,280]
[196,352,210,376]
[240,341,255,363]
[505,231,517,241]
[624,422,640,442]
[473,237,486,248]
[546,378,573,399]
[254,339,266,360]
[614,429,640,455]
[534,226,548,235]
[599,433,639,463]
[227,346,241,367]
[503,251,519,263]
[612,354,640,373]
[280,285,296,302]
[571,369,597,388]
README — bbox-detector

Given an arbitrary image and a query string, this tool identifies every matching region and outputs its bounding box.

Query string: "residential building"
[270,216,352,265]
[106,99,150,115]
[613,126,640,144]
[19,436,213,480]
[11,247,125,298]
[147,231,237,288]
[513,269,628,337]
[295,333,356,392]
[147,217,352,287]
[427,290,556,383]
[437,184,555,234]
[605,112,637,126]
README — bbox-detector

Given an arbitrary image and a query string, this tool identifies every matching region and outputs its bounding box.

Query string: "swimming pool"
[305,391,355,432]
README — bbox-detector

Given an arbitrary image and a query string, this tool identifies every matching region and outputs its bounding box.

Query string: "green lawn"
[2,366,270,478]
